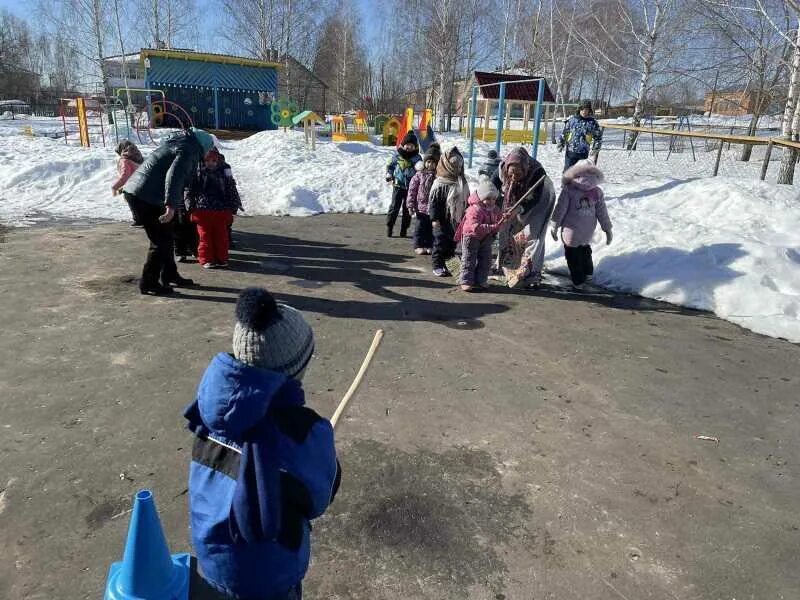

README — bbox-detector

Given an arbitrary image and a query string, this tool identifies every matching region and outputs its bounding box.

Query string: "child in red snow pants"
[191,209,234,266]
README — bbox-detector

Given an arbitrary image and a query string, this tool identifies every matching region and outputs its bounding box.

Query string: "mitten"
[551,227,559,241]
[606,230,613,245]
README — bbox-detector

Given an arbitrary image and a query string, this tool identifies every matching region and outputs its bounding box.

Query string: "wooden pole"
[330,330,385,429]
[713,138,724,176]
[760,140,773,181]
[594,128,604,165]
[483,99,490,141]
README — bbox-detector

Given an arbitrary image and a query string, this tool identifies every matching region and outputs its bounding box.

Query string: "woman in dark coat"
[122,128,215,295]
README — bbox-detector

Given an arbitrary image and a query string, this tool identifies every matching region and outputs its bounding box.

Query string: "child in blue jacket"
[385,131,422,238]
[184,287,340,600]
[557,99,603,171]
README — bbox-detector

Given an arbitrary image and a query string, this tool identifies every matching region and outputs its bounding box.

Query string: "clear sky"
[1,0,380,57]
[0,0,28,17]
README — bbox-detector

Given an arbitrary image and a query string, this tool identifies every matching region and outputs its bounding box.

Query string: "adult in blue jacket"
[122,127,215,295]
[557,99,603,171]
[184,288,340,600]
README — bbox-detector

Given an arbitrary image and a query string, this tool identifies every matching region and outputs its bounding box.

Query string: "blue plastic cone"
[104,489,189,600]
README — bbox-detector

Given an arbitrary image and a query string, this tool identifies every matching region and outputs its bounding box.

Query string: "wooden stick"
[505,174,547,214]
[330,329,384,429]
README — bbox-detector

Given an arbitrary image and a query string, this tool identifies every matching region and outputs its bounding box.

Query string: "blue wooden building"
[141,49,280,131]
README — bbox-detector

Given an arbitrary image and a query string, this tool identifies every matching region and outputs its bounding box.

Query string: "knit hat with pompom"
[476,175,499,201]
[232,288,315,378]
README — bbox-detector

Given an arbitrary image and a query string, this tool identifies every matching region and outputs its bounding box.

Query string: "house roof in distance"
[473,71,555,103]
[140,49,282,70]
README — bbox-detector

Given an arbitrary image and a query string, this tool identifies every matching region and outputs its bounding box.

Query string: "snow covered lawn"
[0,123,798,342]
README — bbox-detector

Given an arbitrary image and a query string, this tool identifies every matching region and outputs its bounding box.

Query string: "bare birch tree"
[575,0,681,146]
[695,0,791,160]
[38,0,112,92]
[777,24,800,184]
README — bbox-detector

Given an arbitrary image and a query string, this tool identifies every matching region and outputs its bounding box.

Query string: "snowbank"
[0,124,798,342]
[225,130,394,216]
[545,177,800,342]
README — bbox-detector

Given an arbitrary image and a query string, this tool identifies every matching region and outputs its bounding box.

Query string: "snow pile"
[0,125,799,342]
[224,130,393,216]
[0,136,129,224]
[545,177,800,341]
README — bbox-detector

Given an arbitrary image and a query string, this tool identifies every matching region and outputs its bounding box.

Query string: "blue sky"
[0,0,27,17]
[2,0,380,55]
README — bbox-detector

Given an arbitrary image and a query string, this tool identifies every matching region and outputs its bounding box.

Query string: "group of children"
[98,103,613,600]
[113,138,243,271]
[385,98,612,292]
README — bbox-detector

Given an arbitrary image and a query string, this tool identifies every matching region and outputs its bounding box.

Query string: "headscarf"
[432,146,469,225]
[499,147,539,210]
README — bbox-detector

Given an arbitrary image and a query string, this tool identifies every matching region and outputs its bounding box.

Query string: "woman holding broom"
[492,147,556,289]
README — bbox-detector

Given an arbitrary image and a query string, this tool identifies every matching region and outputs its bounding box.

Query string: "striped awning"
[146,56,277,93]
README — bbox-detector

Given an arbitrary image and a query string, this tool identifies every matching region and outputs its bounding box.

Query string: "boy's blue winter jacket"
[386,151,422,189]
[184,352,340,599]
[558,115,603,155]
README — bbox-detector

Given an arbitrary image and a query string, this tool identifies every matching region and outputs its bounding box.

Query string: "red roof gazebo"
[466,71,554,144]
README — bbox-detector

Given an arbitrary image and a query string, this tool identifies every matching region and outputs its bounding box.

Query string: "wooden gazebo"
[463,71,555,144]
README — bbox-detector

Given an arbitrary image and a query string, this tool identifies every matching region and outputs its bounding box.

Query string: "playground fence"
[1,103,61,118]
[599,122,800,182]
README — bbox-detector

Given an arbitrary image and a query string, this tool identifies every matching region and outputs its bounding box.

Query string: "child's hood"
[467,190,483,207]
[195,352,303,440]
[562,160,604,191]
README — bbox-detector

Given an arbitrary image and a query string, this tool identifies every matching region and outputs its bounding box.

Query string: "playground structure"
[391,107,437,151]
[59,97,107,148]
[376,115,402,146]
[465,72,554,167]
[55,90,195,148]
[113,89,194,145]
[293,110,325,150]
[331,110,370,142]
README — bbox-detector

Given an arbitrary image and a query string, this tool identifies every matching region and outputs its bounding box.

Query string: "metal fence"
[0,103,61,118]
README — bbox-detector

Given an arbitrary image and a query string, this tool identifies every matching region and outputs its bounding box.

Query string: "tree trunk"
[740,101,761,162]
[93,0,108,92]
[500,0,510,71]
[258,0,268,59]
[166,0,172,48]
[267,0,274,55]
[629,4,661,148]
[436,52,447,131]
[777,26,800,185]
[284,0,291,101]
[152,0,160,47]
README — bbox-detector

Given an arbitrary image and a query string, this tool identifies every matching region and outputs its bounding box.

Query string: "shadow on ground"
[166,228,716,324]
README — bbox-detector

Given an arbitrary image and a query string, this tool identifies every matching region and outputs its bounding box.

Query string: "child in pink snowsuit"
[455,176,508,291]
[550,160,612,289]
[112,140,144,226]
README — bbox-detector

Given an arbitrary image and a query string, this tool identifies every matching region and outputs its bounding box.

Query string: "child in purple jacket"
[406,145,441,255]
[550,160,613,290]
